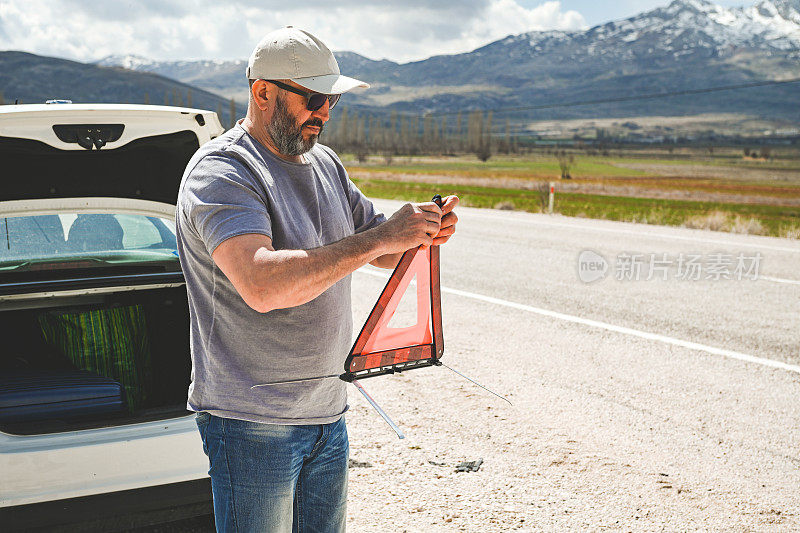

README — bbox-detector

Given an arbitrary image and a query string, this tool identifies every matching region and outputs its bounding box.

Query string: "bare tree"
[485,111,493,150]
[400,116,409,153]
[338,107,349,146]
[440,116,448,154]
[467,111,482,152]
[470,111,492,161]
[537,181,551,211]
[557,150,574,179]
[501,119,511,154]
[423,114,433,145]
[475,143,492,162]
[454,111,463,152]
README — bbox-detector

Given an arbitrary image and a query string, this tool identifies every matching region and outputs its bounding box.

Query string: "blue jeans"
[196,412,349,532]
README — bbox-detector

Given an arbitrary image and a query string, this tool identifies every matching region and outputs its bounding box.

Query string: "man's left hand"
[433,195,459,246]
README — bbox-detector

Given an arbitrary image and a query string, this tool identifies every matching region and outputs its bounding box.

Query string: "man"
[175,27,458,532]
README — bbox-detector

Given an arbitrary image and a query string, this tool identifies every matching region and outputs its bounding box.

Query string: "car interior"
[0,286,192,435]
[67,214,125,252]
[0,213,190,435]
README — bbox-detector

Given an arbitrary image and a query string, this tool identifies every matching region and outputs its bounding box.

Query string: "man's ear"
[251,80,270,111]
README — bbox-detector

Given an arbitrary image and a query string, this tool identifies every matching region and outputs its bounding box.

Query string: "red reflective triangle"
[363,247,432,353]
[344,243,444,380]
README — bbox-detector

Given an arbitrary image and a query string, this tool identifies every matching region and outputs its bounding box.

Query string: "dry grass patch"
[684,210,730,231]
[493,201,516,210]
[780,226,800,239]
[729,216,768,235]
[683,210,768,235]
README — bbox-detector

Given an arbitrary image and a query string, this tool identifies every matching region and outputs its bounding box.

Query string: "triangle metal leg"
[250,374,339,388]
[440,362,513,405]
[352,379,405,440]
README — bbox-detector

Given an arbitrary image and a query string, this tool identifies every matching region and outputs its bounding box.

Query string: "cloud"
[452,0,587,55]
[484,0,587,34]
[0,0,586,63]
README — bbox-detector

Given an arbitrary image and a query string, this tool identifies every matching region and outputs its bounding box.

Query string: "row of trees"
[322,108,521,160]
[743,147,773,160]
[0,86,511,160]
[4,90,786,162]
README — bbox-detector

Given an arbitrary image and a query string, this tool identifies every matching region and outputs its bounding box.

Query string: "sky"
[0,0,751,64]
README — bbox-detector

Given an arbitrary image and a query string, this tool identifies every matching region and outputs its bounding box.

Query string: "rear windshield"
[0,213,179,272]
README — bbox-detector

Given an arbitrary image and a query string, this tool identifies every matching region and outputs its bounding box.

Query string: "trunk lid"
[0,104,223,205]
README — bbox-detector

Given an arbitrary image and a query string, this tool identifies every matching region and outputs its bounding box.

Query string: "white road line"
[356,267,800,375]
[370,200,800,254]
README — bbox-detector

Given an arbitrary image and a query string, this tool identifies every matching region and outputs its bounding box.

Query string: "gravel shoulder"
[344,202,800,532]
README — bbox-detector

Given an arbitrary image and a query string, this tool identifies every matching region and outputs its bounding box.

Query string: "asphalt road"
[342,198,800,532]
[154,199,799,531]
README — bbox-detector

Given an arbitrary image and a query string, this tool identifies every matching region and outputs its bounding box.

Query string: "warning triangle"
[362,247,432,353]
[384,272,418,329]
[344,243,444,380]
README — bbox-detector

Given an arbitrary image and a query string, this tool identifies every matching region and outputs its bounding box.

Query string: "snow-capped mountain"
[95,52,393,105]
[98,0,800,79]
[467,0,800,80]
[96,55,247,91]
[95,54,159,71]
[94,0,800,121]
[584,0,800,53]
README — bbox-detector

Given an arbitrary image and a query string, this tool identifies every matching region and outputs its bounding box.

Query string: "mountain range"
[94,0,800,127]
[2,0,798,133]
[0,51,247,125]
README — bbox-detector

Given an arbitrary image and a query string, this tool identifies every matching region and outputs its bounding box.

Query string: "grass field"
[345,154,650,179]
[343,151,800,178]
[347,151,800,239]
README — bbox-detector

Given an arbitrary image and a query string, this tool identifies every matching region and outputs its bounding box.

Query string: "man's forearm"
[370,252,403,269]
[254,227,388,312]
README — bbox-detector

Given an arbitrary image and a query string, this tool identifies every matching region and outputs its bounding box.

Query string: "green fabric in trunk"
[37,305,153,412]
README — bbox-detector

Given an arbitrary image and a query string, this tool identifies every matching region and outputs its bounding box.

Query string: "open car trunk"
[0,285,190,435]
[0,105,218,438]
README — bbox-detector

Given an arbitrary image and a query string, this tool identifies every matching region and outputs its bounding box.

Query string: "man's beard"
[267,92,324,156]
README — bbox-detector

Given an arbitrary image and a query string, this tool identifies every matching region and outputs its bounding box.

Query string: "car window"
[117,215,163,249]
[0,213,178,270]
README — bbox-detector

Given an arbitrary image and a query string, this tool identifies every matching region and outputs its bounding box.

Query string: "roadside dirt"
[343,255,800,532]
[612,162,800,184]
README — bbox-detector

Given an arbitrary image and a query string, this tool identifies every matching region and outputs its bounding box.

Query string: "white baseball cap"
[246,26,369,95]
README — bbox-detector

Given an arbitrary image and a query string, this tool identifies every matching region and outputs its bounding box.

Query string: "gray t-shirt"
[176,122,386,425]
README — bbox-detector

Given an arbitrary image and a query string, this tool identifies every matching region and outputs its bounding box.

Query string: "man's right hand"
[376,202,442,255]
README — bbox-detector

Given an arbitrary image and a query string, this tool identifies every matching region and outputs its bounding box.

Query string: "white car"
[0,103,223,530]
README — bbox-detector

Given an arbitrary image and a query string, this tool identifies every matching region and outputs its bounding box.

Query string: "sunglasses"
[262,79,340,111]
